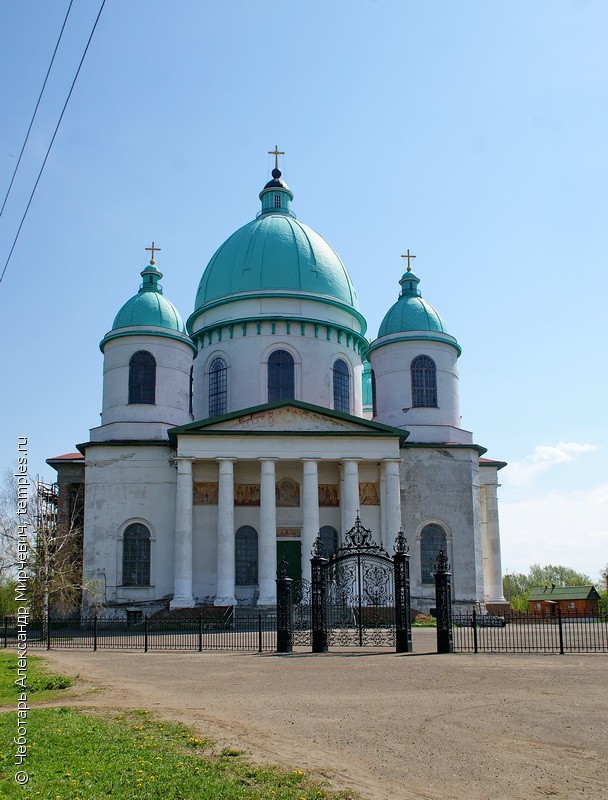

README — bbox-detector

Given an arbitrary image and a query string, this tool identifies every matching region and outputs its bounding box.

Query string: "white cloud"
[500,483,608,581]
[502,441,599,487]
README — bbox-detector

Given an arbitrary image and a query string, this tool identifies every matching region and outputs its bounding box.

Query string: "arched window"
[333,359,350,413]
[188,366,194,415]
[268,349,294,401]
[235,526,258,585]
[420,523,447,584]
[411,355,437,408]
[209,357,227,417]
[128,351,156,404]
[122,523,151,586]
[371,368,377,417]
[320,526,339,559]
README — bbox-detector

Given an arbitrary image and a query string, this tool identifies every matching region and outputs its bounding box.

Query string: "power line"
[0,0,75,218]
[0,0,107,286]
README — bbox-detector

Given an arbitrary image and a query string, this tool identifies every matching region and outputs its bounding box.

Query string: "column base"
[170,595,195,609]
[214,595,236,607]
[257,593,277,606]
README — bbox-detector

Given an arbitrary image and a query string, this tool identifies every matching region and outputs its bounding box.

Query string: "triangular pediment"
[168,400,408,443]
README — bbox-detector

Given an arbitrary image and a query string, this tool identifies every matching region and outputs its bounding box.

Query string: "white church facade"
[48,160,507,615]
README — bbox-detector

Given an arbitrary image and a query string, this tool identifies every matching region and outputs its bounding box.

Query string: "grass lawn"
[0,708,355,799]
[0,652,72,705]
[0,654,355,799]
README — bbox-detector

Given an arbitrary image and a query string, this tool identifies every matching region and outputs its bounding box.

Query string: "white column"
[258,458,277,605]
[170,457,195,608]
[301,459,319,581]
[383,458,402,550]
[483,481,506,602]
[341,459,361,534]
[215,458,236,606]
[379,464,386,548]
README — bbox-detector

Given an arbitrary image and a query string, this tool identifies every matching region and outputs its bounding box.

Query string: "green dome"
[112,288,185,331]
[377,270,448,337]
[192,170,359,318]
[101,262,195,352]
[112,263,186,332]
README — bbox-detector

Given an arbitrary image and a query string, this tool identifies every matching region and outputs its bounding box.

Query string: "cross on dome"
[268,145,285,170]
[401,249,416,272]
[145,241,161,265]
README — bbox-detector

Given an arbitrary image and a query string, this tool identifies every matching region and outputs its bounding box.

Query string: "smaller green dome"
[101,260,195,353]
[377,270,449,337]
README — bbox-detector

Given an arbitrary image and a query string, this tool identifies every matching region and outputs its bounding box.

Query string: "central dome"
[192,168,359,317]
[194,214,358,311]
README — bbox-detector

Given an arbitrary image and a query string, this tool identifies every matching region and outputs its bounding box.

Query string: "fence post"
[93,614,98,652]
[311,535,329,653]
[198,614,203,653]
[557,606,565,655]
[393,531,412,653]
[144,615,148,653]
[46,612,51,651]
[434,549,453,654]
[472,607,478,654]
[276,559,294,653]
[3,616,7,648]
[258,613,263,653]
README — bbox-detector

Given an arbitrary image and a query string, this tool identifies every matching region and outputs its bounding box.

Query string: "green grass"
[0,652,72,705]
[411,614,436,627]
[0,707,356,799]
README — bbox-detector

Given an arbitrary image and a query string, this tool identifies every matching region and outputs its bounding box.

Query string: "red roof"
[479,456,507,469]
[47,452,84,461]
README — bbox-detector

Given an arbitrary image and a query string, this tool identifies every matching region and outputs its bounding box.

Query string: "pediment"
[207,405,369,433]
[169,400,407,442]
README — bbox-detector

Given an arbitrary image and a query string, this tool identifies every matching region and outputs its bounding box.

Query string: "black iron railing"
[2,613,277,653]
[452,609,608,654]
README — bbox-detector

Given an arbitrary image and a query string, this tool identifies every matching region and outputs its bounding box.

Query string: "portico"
[168,400,406,607]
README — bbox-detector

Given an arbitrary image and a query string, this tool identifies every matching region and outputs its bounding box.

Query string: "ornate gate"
[310,516,412,651]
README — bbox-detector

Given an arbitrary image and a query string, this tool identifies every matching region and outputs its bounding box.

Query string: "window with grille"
[411,355,437,407]
[274,194,281,208]
[208,357,227,417]
[189,366,194,415]
[320,526,339,558]
[332,359,350,413]
[122,523,151,586]
[420,523,447,584]
[235,526,258,585]
[128,351,156,404]
[268,350,294,401]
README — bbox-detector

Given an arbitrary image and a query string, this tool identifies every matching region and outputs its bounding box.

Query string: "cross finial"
[401,249,416,272]
[145,241,161,265]
[268,145,285,170]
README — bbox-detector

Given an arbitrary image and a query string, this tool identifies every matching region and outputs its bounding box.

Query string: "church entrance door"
[277,540,301,580]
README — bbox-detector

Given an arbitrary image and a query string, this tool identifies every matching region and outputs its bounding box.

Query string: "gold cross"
[401,249,416,271]
[145,241,161,264]
[268,145,285,170]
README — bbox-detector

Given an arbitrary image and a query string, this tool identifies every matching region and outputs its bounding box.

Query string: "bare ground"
[37,630,608,800]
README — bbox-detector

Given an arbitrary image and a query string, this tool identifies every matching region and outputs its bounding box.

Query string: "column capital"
[258,456,279,462]
[174,457,195,474]
[215,457,236,463]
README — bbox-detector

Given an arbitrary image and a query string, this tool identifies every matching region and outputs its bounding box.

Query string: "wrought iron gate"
[310,516,412,651]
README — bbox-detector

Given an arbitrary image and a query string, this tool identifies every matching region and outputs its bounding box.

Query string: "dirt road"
[42,634,607,800]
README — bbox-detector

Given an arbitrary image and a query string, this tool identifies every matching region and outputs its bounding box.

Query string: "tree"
[0,467,87,618]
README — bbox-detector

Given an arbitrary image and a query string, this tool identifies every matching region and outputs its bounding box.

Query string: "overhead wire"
[0,0,107,286]
[0,0,75,218]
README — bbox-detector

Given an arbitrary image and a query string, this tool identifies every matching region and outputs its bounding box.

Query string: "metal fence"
[452,610,608,654]
[2,614,278,653]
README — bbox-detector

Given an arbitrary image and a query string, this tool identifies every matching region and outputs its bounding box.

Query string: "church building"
[48,156,507,615]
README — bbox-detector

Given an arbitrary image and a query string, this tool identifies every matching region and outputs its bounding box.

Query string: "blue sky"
[1,1,606,581]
